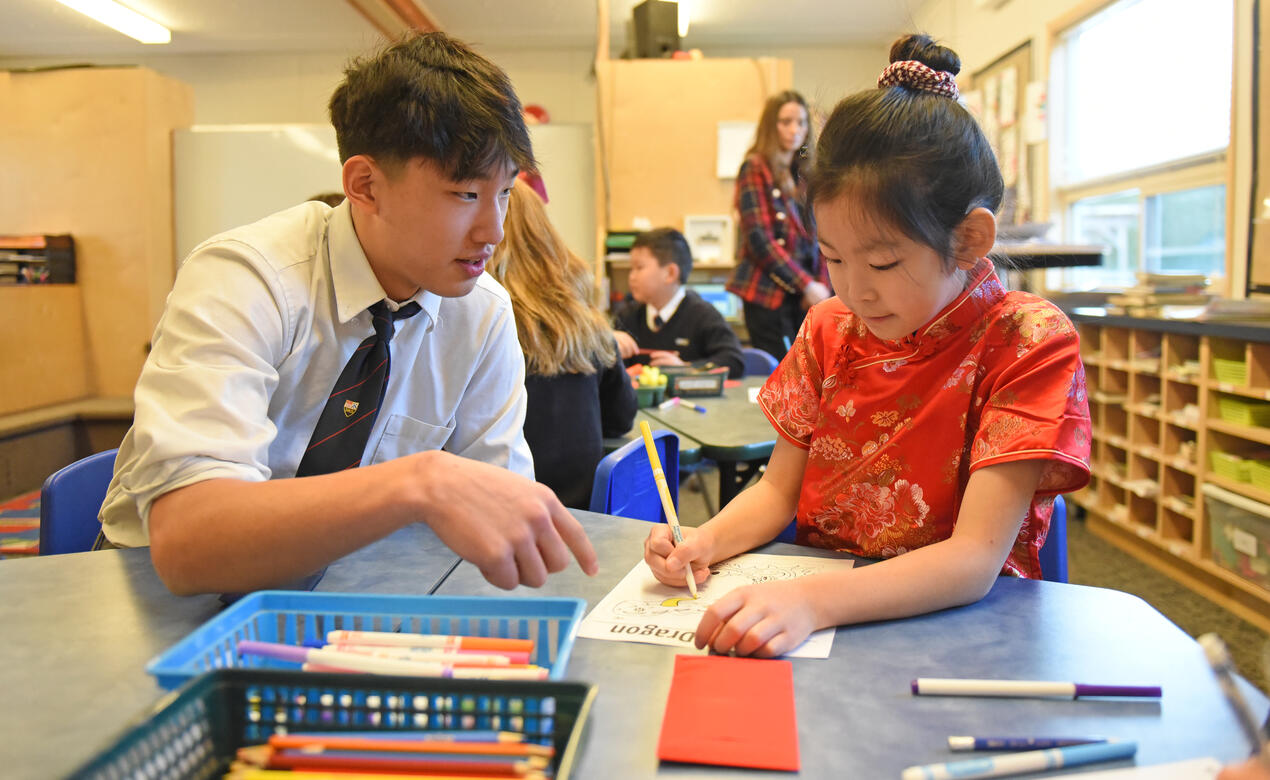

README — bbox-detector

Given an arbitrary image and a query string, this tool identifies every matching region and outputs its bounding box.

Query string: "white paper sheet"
[578,553,854,658]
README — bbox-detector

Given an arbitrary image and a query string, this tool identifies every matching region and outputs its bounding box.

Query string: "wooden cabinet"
[1072,315,1270,630]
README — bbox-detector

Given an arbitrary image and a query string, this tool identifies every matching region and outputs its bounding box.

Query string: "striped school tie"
[295,300,422,477]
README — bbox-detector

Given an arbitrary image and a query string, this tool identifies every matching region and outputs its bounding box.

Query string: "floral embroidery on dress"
[810,436,855,462]
[871,410,899,428]
[836,399,856,420]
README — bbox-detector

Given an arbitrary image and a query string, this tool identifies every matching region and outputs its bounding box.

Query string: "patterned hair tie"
[878,60,960,100]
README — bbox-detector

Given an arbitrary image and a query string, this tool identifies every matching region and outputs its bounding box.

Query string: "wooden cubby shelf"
[1070,314,1270,632]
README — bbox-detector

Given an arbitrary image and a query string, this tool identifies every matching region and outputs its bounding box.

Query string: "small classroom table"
[603,409,705,467]
[435,513,1270,778]
[640,377,776,507]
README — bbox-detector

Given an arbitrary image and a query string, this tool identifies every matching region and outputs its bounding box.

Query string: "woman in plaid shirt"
[726,90,832,361]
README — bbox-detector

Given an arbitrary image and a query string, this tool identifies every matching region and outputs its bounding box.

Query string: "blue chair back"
[40,448,117,555]
[589,430,679,522]
[741,347,780,377]
[1038,495,1069,583]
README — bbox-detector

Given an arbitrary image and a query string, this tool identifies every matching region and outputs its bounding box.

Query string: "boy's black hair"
[633,228,693,282]
[329,32,535,180]
[808,33,1003,267]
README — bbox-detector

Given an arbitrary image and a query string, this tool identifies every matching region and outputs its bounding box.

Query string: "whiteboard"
[173,123,595,264]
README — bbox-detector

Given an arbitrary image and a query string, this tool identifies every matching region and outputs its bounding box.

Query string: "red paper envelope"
[656,654,799,771]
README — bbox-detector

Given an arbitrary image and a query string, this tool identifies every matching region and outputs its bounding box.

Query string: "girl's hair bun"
[889,34,960,77]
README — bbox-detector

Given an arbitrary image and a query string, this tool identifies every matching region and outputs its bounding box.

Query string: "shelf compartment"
[1163,333,1201,384]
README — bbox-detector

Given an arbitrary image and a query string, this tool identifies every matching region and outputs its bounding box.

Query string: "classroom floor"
[676,468,1270,696]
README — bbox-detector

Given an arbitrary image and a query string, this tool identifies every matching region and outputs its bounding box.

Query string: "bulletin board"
[1248,0,1270,290]
[969,41,1033,226]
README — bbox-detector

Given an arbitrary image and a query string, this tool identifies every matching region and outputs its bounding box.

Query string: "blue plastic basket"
[69,669,596,780]
[146,591,586,690]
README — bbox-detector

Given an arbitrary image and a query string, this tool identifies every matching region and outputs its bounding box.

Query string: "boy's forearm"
[148,455,429,595]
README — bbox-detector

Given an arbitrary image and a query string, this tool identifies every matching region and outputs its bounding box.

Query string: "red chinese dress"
[758,260,1091,578]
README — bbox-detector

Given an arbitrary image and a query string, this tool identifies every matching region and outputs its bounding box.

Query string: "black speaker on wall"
[632,0,679,58]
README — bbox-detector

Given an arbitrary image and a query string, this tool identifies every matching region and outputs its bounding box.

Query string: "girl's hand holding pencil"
[644,524,713,588]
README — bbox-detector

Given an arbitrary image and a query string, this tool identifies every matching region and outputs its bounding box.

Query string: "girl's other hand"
[643,524,712,587]
[696,579,817,658]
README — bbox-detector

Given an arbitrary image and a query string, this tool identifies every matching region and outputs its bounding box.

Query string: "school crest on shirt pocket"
[343,400,359,417]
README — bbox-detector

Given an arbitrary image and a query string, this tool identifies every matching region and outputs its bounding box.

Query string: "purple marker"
[948,736,1108,751]
[911,678,1162,699]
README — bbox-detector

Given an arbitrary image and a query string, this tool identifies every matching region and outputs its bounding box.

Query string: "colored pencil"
[235,745,539,776]
[638,420,698,598]
[268,735,554,758]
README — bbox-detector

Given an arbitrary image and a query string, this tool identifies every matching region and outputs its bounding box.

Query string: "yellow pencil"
[638,420,699,598]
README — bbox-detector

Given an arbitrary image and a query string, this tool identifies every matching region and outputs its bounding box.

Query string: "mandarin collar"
[328,199,439,328]
[842,259,1005,366]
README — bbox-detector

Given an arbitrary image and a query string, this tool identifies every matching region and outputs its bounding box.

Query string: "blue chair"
[40,448,117,555]
[1038,495,1069,583]
[590,430,679,522]
[741,346,779,377]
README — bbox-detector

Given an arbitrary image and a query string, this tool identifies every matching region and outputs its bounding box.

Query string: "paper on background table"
[578,553,854,658]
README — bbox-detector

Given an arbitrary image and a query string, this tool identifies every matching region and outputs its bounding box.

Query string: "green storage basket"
[1212,357,1249,385]
[1217,396,1270,427]
[69,669,595,780]
[1250,461,1270,492]
[1211,451,1252,482]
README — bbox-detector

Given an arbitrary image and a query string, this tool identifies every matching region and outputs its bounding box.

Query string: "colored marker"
[325,631,533,653]
[302,662,547,680]
[658,397,681,410]
[911,678,1161,699]
[681,401,707,413]
[237,640,547,679]
[1199,633,1269,753]
[900,740,1137,780]
[947,736,1107,751]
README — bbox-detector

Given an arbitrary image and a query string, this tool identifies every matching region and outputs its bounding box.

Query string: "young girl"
[727,90,833,361]
[488,178,637,509]
[646,34,1091,657]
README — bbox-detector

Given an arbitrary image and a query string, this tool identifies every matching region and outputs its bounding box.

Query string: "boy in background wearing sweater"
[613,228,745,379]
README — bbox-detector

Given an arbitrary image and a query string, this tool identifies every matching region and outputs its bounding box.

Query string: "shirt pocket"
[369,413,454,465]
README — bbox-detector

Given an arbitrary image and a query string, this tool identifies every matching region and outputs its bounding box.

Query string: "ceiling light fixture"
[52,0,171,44]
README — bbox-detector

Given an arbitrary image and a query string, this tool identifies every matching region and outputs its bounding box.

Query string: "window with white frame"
[1048,0,1232,290]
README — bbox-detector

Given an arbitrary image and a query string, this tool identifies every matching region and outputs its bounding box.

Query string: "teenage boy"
[98,33,598,596]
[613,228,745,378]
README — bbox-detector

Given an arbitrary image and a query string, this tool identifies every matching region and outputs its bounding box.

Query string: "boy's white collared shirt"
[645,286,686,332]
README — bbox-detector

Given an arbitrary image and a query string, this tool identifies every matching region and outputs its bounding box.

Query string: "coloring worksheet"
[578,553,854,658]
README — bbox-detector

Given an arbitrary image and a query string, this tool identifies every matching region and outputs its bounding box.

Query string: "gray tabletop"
[0,523,460,780]
[435,511,1270,777]
[641,377,775,461]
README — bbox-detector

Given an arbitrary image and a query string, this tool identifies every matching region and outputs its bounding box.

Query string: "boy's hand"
[644,524,712,587]
[613,330,639,359]
[648,350,686,367]
[695,579,817,657]
[415,453,599,589]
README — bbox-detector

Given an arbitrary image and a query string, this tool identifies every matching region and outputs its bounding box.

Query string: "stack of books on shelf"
[1105,273,1211,318]
[1197,297,1270,321]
